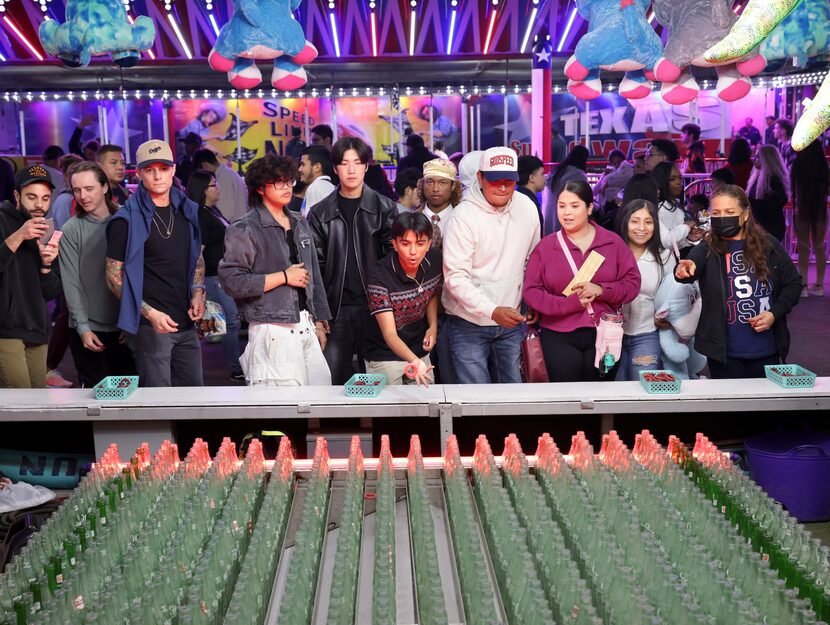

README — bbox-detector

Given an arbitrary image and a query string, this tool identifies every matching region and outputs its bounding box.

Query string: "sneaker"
[46,369,73,388]
[231,372,246,382]
[809,285,824,297]
[801,286,810,299]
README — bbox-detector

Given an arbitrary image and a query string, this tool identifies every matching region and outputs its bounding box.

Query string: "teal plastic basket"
[344,373,387,398]
[764,364,816,389]
[639,370,681,394]
[93,376,139,400]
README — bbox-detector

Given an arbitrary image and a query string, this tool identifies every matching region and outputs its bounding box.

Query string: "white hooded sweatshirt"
[442,182,541,326]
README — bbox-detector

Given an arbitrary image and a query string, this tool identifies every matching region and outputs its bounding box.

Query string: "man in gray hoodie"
[442,147,541,384]
[61,162,135,387]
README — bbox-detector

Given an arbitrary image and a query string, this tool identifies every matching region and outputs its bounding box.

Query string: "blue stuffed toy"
[208,0,317,90]
[564,0,663,100]
[653,275,707,379]
[760,0,830,67]
[38,0,154,67]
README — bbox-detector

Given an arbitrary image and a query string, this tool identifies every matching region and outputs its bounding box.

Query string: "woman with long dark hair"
[746,145,789,242]
[544,144,589,235]
[524,180,640,382]
[791,139,830,297]
[186,169,244,381]
[726,138,754,190]
[653,161,702,252]
[675,185,801,379]
[615,199,673,380]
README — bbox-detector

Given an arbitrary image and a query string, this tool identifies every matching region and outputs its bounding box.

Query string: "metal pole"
[460,99,468,153]
[429,94,434,152]
[18,110,26,156]
[503,94,508,146]
[236,100,242,170]
[121,99,131,162]
[146,112,152,141]
[720,100,726,155]
[162,104,170,145]
[304,100,310,144]
[476,103,481,150]
[585,100,590,154]
[332,94,339,141]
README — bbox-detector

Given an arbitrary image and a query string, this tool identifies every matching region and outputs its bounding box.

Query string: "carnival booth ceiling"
[2,0,823,91]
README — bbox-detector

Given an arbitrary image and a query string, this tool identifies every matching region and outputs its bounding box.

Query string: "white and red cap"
[479,147,519,182]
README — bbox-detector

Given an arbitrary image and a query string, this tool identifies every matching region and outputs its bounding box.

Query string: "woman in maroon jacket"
[523,180,641,382]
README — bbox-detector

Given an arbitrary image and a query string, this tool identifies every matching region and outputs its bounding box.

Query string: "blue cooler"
[745,428,830,522]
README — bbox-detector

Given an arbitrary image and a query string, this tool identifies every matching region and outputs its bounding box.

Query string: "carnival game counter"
[1,378,828,457]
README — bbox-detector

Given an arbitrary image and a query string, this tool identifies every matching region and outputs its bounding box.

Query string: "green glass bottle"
[27,582,41,614]
[64,538,77,569]
[12,599,26,625]
[51,556,64,587]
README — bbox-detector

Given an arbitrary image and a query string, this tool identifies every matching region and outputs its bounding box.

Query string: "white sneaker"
[809,285,824,297]
[801,287,810,298]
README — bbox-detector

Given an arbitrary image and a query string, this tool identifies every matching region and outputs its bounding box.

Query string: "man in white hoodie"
[442,147,541,384]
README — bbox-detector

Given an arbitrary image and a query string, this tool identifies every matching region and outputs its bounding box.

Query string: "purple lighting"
[556,6,578,53]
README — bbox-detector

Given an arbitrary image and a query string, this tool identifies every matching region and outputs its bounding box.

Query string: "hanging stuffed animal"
[564,0,664,100]
[208,0,317,90]
[704,0,830,150]
[38,0,154,67]
[650,0,767,105]
[760,0,830,67]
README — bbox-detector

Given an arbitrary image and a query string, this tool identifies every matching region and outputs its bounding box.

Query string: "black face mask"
[711,216,742,238]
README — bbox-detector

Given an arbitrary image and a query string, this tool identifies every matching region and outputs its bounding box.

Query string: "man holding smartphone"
[0,165,62,388]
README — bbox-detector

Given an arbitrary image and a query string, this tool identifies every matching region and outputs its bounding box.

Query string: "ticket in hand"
[47,230,63,246]
[562,250,605,296]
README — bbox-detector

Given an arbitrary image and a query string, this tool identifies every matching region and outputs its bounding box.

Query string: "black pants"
[46,297,71,371]
[707,353,779,380]
[69,330,137,388]
[540,327,619,383]
[324,303,369,385]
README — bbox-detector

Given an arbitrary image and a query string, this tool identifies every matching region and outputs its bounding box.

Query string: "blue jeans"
[446,315,524,384]
[616,331,662,381]
[206,276,243,376]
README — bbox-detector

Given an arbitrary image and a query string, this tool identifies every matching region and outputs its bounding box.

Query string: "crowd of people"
[0,117,826,390]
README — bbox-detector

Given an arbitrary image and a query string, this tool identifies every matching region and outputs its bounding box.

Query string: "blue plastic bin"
[745,428,830,522]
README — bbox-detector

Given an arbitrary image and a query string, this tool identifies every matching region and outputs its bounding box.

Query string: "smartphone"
[38,218,55,246]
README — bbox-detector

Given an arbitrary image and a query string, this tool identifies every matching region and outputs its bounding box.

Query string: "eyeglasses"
[645,150,663,160]
[271,180,297,190]
[424,178,451,188]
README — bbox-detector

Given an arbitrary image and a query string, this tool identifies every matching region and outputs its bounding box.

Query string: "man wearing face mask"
[675,185,801,379]
[0,166,62,387]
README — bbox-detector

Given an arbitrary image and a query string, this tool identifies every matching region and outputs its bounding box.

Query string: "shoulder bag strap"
[557,229,596,325]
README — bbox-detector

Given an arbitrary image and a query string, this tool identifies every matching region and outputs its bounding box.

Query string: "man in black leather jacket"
[308,136,398,384]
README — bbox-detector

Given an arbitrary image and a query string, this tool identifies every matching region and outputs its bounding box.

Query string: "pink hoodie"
[523,225,641,332]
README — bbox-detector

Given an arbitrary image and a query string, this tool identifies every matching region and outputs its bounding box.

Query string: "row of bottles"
[326,437,366,625]
[276,437,330,625]
[442,436,500,625]
[406,435,449,625]
[471,435,556,625]
[372,435,397,625]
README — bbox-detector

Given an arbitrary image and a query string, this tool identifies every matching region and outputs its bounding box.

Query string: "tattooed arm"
[106,257,179,333]
[189,251,206,321]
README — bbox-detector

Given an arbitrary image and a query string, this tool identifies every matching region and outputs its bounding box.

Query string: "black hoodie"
[0,201,62,343]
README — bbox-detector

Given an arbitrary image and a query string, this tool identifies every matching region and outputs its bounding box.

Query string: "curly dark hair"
[708,184,772,282]
[244,154,298,209]
[416,178,462,208]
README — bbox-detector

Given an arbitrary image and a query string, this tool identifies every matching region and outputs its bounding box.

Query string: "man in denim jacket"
[219,155,331,385]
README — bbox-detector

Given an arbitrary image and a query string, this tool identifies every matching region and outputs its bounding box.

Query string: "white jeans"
[241,311,332,386]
